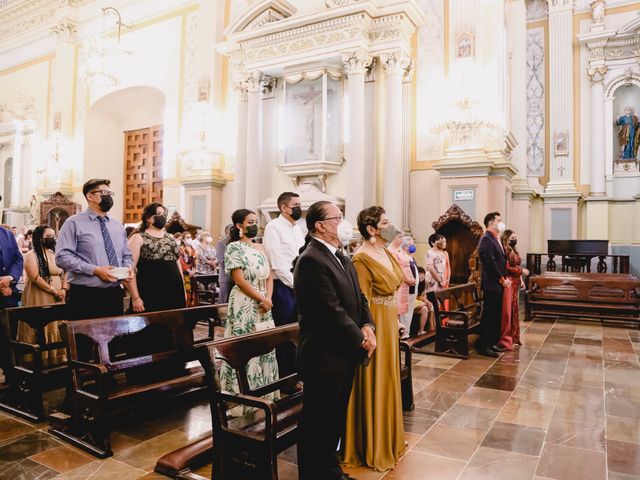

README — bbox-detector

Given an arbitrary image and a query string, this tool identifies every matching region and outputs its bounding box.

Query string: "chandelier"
[82,7,131,89]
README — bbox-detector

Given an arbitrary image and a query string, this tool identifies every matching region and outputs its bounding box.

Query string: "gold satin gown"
[342,249,406,471]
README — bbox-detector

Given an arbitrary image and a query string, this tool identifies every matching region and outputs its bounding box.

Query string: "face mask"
[289,206,302,221]
[408,244,417,254]
[42,238,56,250]
[337,220,354,245]
[98,194,114,212]
[497,222,506,233]
[206,235,213,243]
[379,225,398,243]
[152,215,167,229]
[244,224,258,238]
[509,239,517,247]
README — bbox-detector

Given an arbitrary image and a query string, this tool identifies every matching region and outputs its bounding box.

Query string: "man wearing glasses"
[56,178,133,319]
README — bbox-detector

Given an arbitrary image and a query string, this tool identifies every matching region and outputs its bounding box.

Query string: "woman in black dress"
[126,203,186,312]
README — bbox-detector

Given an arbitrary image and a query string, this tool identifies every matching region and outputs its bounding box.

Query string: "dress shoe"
[477,348,499,358]
[492,344,507,352]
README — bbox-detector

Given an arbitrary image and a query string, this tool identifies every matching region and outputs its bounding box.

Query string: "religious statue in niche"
[553,132,569,157]
[295,85,323,156]
[28,195,40,225]
[456,32,474,59]
[615,106,640,160]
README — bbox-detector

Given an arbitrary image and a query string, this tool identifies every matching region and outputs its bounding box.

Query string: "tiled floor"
[1,317,639,479]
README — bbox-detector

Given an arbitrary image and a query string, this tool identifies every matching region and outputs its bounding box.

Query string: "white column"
[589,66,607,195]
[507,0,528,188]
[233,80,248,210]
[245,71,265,211]
[546,0,577,192]
[381,51,410,227]
[402,65,413,231]
[341,50,371,223]
[10,136,23,208]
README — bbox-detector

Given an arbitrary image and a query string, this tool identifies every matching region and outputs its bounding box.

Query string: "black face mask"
[509,239,517,248]
[152,215,167,229]
[98,195,114,212]
[289,206,302,221]
[42,238,56,250]
[244,224,258,238]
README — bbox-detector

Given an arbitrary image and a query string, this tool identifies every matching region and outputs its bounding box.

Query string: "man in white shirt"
[263,191,305,377]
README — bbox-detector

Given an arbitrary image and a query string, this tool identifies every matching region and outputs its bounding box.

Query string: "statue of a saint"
[295,85,322,156]
[29,195,40,225]
[616,106,640,160]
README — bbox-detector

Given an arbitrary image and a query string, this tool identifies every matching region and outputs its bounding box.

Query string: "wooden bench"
[526,272,640,326]
[196,324,301,480]
[0,304,71,422]
[429,283,482,360]
[193,274,219,306]
[51,305,226,458]
[400,329,436,411]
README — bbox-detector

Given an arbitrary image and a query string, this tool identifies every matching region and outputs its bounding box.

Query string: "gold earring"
[369,236,376,245]
[239,230,244,238]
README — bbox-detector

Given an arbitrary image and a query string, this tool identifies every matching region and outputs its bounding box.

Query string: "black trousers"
[271,280,298,378]
[66,284,125,320]
[298,369,354,480]
[478,289,503,350]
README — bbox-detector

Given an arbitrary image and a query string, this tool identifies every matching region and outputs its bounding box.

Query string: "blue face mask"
[408,245,417,254]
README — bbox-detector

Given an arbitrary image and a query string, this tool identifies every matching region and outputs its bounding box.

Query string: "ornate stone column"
[245,71,268,211]
[381,51,410,228]
[233,79,248,210]
[341,50,371,223]
[588,64,607,195]
[545,0,577,193]
[507,0,529,190]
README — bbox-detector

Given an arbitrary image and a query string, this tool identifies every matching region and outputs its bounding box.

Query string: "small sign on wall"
[453,189,474,201]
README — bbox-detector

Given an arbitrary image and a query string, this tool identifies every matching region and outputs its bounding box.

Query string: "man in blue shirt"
[56,178,133,319]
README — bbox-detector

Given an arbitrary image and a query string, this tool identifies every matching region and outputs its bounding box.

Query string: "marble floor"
[1,317,639,480]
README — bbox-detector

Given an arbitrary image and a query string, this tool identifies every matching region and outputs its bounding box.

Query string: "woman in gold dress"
[342,206,406,471]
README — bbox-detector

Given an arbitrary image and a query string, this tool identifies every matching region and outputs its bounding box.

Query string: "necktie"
[97,216,119,267]
[335,248,348,270]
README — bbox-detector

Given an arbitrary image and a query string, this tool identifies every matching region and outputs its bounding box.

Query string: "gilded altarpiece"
[124,126,163,223]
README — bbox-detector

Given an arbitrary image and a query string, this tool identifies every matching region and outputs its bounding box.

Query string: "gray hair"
[400,235,414,250]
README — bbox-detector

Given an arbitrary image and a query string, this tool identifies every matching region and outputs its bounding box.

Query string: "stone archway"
[431,204,483,285]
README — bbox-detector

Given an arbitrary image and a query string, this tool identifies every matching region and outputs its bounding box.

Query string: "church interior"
[1,0,640,479]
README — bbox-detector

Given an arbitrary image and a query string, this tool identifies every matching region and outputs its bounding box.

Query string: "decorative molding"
[587,64,607,83]
[525,0,548,22]
[325,0,364,7]
[341,49,372,76]
[527,27,545,177]
[50,15,77,42]
[380,50,411,76]
[226,0,297,36]
[431,204,484,240]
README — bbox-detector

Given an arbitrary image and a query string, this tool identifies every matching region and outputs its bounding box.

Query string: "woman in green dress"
[343,206,406,471]
[219,209,279,415]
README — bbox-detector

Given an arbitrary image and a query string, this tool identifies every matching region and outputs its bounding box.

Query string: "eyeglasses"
[90,190,115,196]
[323,215,343,223]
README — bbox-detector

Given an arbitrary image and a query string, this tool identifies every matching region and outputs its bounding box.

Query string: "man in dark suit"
[0,222,24,385]
[476,211,511,357]
[294,201,376,480]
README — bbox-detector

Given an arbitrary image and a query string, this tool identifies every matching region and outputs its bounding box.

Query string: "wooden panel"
[124,126,163,223]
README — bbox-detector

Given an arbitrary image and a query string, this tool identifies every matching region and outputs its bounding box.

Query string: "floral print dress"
[219,241,279,414]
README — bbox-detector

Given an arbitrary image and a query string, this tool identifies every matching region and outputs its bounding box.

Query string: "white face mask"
[337,219,354,246]
[206,235,213,243]
[497,222,506,233]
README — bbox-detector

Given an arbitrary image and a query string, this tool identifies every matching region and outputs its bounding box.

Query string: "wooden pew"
[400,329,436,411]
[197,324,301,480]
[430,283,482,360]
[0,304,70,422]
[51,305,226,458]
[193,274,219,306]
[526,272,640,325]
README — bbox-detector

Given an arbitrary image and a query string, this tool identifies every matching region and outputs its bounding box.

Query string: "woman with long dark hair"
[499,229,528,348]
[219,209,278,415]
[19,225,68,364]
[126,203,185,312]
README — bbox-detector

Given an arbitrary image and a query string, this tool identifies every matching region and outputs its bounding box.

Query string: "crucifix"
[557,165,566,177]
[294,85,323,156]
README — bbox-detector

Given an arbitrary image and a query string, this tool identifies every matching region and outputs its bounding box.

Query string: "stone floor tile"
[536,443,606,480]
[459,446,538,480]
[481,421,546,456]
[413,423,485,461]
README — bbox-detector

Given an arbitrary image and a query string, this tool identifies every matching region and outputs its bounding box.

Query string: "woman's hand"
[522,268,530,277]
[405,277,416,286]
[259,297,273,313]
[132,297,145,312]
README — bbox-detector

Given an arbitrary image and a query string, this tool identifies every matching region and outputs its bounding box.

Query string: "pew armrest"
[218,391,277,440]
[69,359,108,375]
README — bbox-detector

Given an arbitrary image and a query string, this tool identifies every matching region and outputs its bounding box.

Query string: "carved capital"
[587,64,607,83]
[51,16,77,42]
[341,49,372,76]
[243,71,276,96]
[590,0,605,25]
[548,0,574,14]
[380,51,411,76]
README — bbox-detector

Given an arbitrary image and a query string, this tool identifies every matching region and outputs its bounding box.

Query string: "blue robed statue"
[616,106,640,160]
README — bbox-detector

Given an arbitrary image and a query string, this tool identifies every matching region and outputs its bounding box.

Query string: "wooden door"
[124,126,163,223]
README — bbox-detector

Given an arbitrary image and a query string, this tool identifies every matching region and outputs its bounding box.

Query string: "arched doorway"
[431,204,484,285]
[83,86,165,223]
